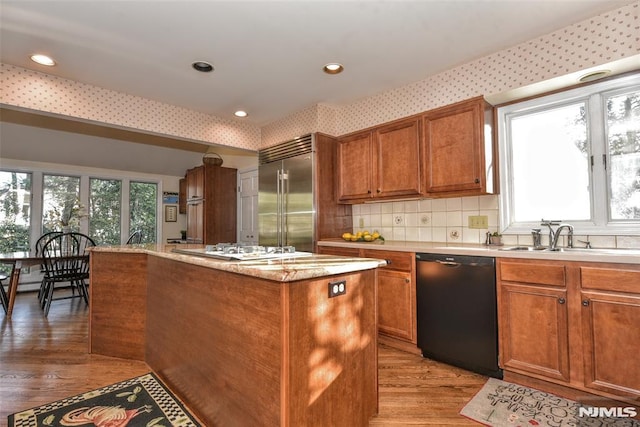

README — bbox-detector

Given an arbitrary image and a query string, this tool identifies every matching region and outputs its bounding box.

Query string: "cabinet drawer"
[317,246,361,257]
[362,249,413,272]
[499,261,565,287]
[581,266,640,293]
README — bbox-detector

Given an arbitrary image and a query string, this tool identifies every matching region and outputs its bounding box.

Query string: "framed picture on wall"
[165,205,178,222]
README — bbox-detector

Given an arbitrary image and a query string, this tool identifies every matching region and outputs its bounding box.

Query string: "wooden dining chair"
[35,231,63,306]
[0,274,8,315]
[41,232,96,316]
[126,230,143,244]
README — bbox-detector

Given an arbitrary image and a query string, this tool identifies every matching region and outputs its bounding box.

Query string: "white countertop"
[318,239,640,265]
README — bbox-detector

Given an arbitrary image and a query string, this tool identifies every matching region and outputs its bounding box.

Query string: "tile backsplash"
[351,195,640,249]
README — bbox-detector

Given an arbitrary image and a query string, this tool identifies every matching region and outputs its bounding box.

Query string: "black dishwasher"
[416,253,502,378]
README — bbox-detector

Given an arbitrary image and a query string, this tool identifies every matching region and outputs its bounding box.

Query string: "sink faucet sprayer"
[541,219,574,251]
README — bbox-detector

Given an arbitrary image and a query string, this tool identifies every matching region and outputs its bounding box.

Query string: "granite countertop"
[318,239,640,265]
[90,244,386,282]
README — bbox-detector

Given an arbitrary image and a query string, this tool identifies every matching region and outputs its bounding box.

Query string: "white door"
[237,168,259,244]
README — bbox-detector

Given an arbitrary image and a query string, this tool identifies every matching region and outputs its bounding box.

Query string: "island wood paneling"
[286,269,378,426]
[145,257,282,426]
[143,255,378,427]
[89,251,147,360]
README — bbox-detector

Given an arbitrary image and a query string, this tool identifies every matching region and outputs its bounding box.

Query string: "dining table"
[0,251,44,318]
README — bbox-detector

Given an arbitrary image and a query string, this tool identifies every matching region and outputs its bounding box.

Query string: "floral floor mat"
[460,378,639,427]
[8,372,201,427]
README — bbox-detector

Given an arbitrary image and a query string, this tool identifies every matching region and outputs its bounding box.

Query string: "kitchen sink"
[499,246,547,251]
[499,246,640,256]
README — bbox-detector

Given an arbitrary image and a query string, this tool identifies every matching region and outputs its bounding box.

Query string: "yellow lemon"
[372,232,380,239]
[342,232,352,240]
[350,236,359,241]
[363,230,370,235]
[363,234,374,241]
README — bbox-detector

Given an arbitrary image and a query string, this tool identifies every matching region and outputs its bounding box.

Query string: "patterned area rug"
[8,373,200,427]
[461,378,640,427]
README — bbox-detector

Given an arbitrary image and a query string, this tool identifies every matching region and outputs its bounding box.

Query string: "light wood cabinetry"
[498,260,570,382]
[363,249,415,343]
[185,164,237,244]
[422,96,495,197]
[318,245,416,345]
[580,266,640,399]
[337,117,422,202]
[497,258,640,404]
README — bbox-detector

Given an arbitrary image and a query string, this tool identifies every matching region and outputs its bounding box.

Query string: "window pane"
[0,171,31,271]
[510,103,590,222]
[607,90,640,220]
[89,178,122,245]
[130,182,157,243]
[42,175,82,233]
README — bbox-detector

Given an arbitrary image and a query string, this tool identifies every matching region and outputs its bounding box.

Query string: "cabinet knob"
[376,189,381,193]
[558,298,566,304]
[385,259,392,265]
[474,178,480,184]
[367,190,372,194]
[405,278,410,283]
[582,300,590,307]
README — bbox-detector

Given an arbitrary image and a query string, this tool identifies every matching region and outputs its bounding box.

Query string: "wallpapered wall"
[0,2,637,151]
[262,0,639,145]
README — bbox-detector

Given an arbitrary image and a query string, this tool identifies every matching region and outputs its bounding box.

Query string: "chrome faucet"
[541,219,574,251]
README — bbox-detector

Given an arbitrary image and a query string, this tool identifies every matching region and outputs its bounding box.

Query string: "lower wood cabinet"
[497,258,640,404]
[580,265,640,399]
[318,245,416,344]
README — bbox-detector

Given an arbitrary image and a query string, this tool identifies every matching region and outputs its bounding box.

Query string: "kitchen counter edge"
[90,244,387,282]
[317,239,640,265]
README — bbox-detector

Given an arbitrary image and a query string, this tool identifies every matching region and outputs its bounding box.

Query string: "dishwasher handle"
[435,260,461,267]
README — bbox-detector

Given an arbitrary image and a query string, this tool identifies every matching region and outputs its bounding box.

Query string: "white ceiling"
[1,0,632,127]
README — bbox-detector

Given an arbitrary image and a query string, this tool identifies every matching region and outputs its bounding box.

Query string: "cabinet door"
[337,131,373,202]
[498,282,570,382]
[581,291,640,398]
[178,177,187,214]
[377,269,414,342]
[374,118,422,198]
[186,202,204,243]
[187,166,204,200]
[423,98,485,195]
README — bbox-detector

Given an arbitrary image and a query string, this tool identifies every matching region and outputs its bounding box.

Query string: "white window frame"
[497,73,640,236]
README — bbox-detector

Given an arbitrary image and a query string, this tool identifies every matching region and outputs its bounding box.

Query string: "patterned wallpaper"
[261,1,640,143]
[0,64,262,150]
[0,2,638,150]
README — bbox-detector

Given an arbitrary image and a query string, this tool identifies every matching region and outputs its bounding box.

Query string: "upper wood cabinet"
[178,177,186,214]
[185,164,236,244]
[422,96,495,197]
[337,117,422,202]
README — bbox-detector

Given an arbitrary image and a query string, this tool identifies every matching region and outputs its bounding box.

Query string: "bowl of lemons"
[341,230,384,243]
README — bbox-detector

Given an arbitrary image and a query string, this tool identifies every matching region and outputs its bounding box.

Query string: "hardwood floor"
[0,291,486,426]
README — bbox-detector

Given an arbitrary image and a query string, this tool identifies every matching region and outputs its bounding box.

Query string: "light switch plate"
[468,215,488,229]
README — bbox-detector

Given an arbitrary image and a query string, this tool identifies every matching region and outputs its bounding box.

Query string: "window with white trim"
[497,73,640,235]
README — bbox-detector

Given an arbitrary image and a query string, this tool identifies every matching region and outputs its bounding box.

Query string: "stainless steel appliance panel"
[282,153,314,252]
[258,160,281,247]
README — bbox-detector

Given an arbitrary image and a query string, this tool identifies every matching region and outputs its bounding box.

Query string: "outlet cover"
[468,215,489,229]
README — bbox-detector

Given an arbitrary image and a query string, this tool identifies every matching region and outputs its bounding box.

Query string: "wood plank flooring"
[0,291,486,426]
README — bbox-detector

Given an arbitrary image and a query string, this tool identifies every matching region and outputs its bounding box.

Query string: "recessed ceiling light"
[192,61,214,72]
[323,63,344,74]
[234,110,248,118]
[579,70,611,83]
[30,54,55,66]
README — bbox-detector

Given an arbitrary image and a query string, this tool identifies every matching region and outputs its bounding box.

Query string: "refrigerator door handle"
[276,169,282,246]
[281,169,288,246]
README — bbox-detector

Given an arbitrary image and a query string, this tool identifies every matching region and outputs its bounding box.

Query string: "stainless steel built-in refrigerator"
[258,134,315,252]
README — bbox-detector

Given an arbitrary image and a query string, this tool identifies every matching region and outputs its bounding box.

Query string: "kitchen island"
[89,244,384,427]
